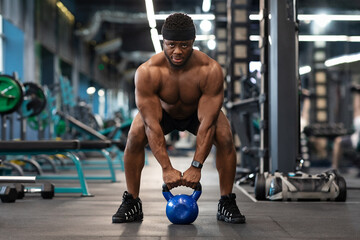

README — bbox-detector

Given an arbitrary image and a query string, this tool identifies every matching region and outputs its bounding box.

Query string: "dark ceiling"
[62,0,360,74]
[71,0,207,52]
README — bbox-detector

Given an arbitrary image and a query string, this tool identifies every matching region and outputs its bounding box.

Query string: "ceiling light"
[299,14,360,21]
[299,35,360,42]
[250,14,360,22]
[200,20,212,32]
[151,28,162,53]
[87,86,96,95]
[98,89,105,97]
[314,14,331,28]
[155,14,215,21]
[299,66,311,75]
[202,0,211,13]
[56,1,74,23]
[207,39,216,50]
[249,35,360,42]
[145,0,156,28]
[325,52,360,67]
[158,34,216,41]
[145,0,162,53]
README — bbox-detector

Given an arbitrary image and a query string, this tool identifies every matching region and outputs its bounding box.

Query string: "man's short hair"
[162,13,194,31]
[161,13,196,41]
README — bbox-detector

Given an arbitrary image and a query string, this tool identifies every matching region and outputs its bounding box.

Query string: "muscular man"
[112,13,246,224]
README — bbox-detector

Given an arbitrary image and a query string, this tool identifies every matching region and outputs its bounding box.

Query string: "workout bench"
[0,140,114,196]
[57,111,146,171]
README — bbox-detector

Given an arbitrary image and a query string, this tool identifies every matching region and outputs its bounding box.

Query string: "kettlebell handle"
[162,182,202,192]
[162,182,202,201]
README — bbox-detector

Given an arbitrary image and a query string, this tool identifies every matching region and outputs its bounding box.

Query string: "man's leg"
[214,111,245,224]
[112,113,147,223]
[124,113,148,199]
[213,111,237,196]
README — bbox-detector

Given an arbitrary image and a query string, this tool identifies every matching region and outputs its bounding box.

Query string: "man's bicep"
[198,65,224,123]
[135,71,162,125]
[198,92,223,124]
[136,91,162,123]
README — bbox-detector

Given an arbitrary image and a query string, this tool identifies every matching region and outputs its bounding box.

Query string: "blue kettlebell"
[162,182,202,224]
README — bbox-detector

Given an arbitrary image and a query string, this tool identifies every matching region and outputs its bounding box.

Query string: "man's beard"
[164,49,193,69]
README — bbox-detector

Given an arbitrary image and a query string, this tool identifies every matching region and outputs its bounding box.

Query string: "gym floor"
[1,151,359,240]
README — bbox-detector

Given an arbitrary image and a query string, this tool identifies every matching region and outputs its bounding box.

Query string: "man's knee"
[215,127,234,149]
[126,128,147,152]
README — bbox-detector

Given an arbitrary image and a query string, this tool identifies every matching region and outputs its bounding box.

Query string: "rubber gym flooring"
[1,151,359,240]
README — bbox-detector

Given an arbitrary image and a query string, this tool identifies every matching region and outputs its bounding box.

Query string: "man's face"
[163,39,194,68]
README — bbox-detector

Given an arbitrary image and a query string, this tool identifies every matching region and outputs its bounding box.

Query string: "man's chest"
[158,74,202,105]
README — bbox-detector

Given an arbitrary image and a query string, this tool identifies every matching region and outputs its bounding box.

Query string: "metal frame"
[268,0,299,172]
[1,150,92,196]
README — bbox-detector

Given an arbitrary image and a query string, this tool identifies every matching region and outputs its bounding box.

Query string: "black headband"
[162,27,196,41]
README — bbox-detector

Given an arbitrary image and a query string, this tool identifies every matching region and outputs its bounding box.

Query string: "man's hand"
[163,167,182,189]
[182,167,201,189]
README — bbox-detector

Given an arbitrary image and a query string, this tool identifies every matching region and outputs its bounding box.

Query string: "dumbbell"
[15,182,55,199]
[0,186,18,203]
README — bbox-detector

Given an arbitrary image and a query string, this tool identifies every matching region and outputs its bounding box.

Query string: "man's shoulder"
[137,53,165,74]
[193,50,219,68]
[135,54,165,87]
[145,52,166,67]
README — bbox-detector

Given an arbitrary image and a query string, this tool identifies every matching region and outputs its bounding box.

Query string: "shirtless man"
[112,13,246,224]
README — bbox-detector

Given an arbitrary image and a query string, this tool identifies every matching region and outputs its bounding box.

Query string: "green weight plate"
[0,75,24,114]
[27,115,48,130]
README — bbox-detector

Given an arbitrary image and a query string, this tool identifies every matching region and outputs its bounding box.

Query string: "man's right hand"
[163,167,182,189]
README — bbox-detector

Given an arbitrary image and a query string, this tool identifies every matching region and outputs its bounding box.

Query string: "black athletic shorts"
[340,135,353,149]
[160,110,200,135]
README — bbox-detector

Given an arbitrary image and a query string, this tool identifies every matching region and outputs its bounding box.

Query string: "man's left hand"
[182,167,201,189]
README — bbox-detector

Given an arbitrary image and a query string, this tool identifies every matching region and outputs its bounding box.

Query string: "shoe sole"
[112,213,144,223]
[217,213,246,224]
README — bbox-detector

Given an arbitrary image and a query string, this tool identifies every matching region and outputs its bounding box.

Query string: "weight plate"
[0,75,24,114]
[27,115,49,130]
[21,82,47,117]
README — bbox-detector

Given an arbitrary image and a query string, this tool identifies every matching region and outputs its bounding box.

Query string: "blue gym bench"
[57,111,133,171]
[0,140,114,196]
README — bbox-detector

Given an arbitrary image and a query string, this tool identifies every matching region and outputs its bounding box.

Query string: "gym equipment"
[254,170,346,201]
[57,111,130,171]
[34,155,58,173]
[0,161,24,176]
[7,158,43,175]
[0,75,24,115]
[15,182,55,199]
[226,97,260,184]
[225,71,261,185]
[0,75,47,117]
[0,176,36,203]
[72,101,102,131]
[27,114,49,131]
[20,82,47,118]
[0,186,18,202]
[162,183,202,224]
[0,139,118,196]
[303,123,349,139]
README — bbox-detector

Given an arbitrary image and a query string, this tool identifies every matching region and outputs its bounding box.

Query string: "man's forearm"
[193,124,216,164]
[144,124,172,169]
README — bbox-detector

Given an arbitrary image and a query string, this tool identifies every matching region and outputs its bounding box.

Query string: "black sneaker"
[217,193,246,224]
[112,191,143,223]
